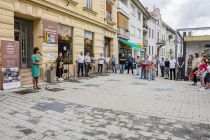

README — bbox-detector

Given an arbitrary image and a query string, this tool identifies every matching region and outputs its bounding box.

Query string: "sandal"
[36,87,41,90]
[33,86,37,90]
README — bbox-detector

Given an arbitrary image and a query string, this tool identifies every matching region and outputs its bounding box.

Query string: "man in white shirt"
[98,53,105,74]
[84,52,91,76]
[76,52,84,77]
[169,56,176,80]
[105,55,110,73]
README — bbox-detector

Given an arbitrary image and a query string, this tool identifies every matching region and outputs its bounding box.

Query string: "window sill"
[104,18,116,25]
[83,7,98,15]
[65,0,78,6]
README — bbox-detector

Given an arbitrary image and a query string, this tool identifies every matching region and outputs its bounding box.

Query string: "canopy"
[118,38,145,52]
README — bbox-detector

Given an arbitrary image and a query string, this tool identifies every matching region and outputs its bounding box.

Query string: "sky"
[140,0,210,34]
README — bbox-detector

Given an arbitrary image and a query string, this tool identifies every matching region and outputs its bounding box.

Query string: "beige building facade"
[0,0,117,87]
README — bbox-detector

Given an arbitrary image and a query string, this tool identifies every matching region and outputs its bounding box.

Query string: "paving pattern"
[0,74,210,140]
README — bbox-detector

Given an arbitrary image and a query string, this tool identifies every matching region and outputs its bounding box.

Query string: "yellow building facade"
[0,0,117,87]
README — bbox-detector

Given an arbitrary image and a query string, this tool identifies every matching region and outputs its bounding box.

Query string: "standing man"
[76,51,84,77]
[136,56,141,75]
[169,56,176,80]
[127,54,134,74]
[90,54,96,75]
[119,54,126,74]
[105,55,111,73]
[177,54,185,80]
[98,53,105,75]
[155,55,159,77]
[84,52,91,77]
[111,55,117,73]
[159,57,165,77]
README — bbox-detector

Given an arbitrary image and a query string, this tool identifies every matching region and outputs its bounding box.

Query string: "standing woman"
[187,55,193,81]
[31,47,42,90]
[56,52,64,81]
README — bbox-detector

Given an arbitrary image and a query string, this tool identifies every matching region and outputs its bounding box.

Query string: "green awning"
[118,38,145,52]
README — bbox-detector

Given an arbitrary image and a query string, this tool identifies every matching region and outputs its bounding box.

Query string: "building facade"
[0,0,117,88]
[117,0,150,59]
[148,7,175,59]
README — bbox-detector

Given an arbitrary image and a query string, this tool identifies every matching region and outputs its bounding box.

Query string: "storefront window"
[58,24,73,64]
[84,31,93,55]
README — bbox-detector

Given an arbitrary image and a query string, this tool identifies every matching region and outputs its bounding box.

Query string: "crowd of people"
[54,51,210,91]
[30,45,210,92]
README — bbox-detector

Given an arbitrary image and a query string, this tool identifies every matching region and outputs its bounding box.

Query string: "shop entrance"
[14,18,33,68]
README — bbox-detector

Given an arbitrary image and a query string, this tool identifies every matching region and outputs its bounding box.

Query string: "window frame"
[84,0,92,10]
[131,3,135,16]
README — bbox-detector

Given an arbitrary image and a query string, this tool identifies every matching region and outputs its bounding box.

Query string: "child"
[196,59,207,91]
[148,62,154,81]
[140,60,146,79]
[206,61,210,89]
[152,64,157,80]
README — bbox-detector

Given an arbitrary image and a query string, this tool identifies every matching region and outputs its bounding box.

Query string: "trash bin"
[45,68,55,83]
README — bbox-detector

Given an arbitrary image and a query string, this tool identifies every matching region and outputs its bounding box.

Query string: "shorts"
[201,71,207,78]
[206,73,210,83]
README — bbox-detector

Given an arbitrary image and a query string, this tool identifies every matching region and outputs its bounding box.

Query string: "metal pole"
[175,30,178,60]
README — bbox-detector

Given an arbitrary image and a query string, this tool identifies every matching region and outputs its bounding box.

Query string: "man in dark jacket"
[127,54,134,74]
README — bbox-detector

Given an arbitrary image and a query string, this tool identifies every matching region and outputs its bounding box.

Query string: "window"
[137,29,141,38]
[130,26,135,36]
[84,31,93,55]
[152,29,154,39]
[84,0,92,9]
[131,4,135,16]
[152,46,154,55]
[149,46,151,55]
[106,0,112,20]
[149,28,151,38]
[137,11,141,21]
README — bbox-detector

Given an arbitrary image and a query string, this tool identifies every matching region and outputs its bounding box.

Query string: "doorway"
[14,18,33,68]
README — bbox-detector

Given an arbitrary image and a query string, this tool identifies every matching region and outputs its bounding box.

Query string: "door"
[14,18,33,68]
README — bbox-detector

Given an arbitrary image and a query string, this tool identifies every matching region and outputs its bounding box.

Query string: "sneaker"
[199,88,205,91]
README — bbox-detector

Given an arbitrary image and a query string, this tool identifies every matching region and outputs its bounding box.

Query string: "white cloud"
[140,0,210,32]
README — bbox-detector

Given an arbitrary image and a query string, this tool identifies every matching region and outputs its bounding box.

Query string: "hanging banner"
[1,40,20,90]
[43,19,58,45]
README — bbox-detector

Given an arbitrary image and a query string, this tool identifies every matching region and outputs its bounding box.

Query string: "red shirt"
[200,63,207,71]
[141,63,146,69]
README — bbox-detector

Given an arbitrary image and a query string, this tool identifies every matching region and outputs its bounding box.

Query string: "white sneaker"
[199,88,205,91]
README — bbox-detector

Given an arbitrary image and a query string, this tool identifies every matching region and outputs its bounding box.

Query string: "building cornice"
[18,0,116,33]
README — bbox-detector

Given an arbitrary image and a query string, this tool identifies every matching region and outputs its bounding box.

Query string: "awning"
[118,38,145,52]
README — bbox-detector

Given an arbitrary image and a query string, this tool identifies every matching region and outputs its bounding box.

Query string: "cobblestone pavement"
[0,74,210,140]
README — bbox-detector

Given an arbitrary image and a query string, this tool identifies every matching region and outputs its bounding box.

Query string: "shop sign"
[43,19,58,45]
[1,40,20,90]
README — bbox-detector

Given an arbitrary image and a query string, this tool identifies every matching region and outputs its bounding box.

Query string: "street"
[0,74,210,140]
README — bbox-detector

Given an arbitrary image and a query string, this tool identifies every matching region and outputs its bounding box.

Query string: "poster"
[1,40,20,90]
[2,68,20,90]
[42,19,58,45]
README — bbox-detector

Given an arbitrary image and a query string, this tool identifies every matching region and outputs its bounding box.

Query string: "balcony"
[117,27,130,39]
[143,23,148,33]
[157,40,166,46]
[117,1,130,18]
[143,39,148,47]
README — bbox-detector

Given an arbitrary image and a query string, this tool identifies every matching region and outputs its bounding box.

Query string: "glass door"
[14,18,33,68]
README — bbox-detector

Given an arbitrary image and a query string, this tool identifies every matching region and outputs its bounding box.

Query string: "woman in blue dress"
[31,47,41,90]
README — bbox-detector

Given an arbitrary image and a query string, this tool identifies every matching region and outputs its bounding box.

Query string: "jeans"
[127,62,134,74]
[120,64,125,74]
[170,68,176,80]
[160,66,165,77]
[77,63,84,77]
[98,64,103,74]
[148,71,153,80]
[84,63,90,76]
[193,68,198,84]
[112,62,117,73]
[141,69,146,79]
[136,65,140,75]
